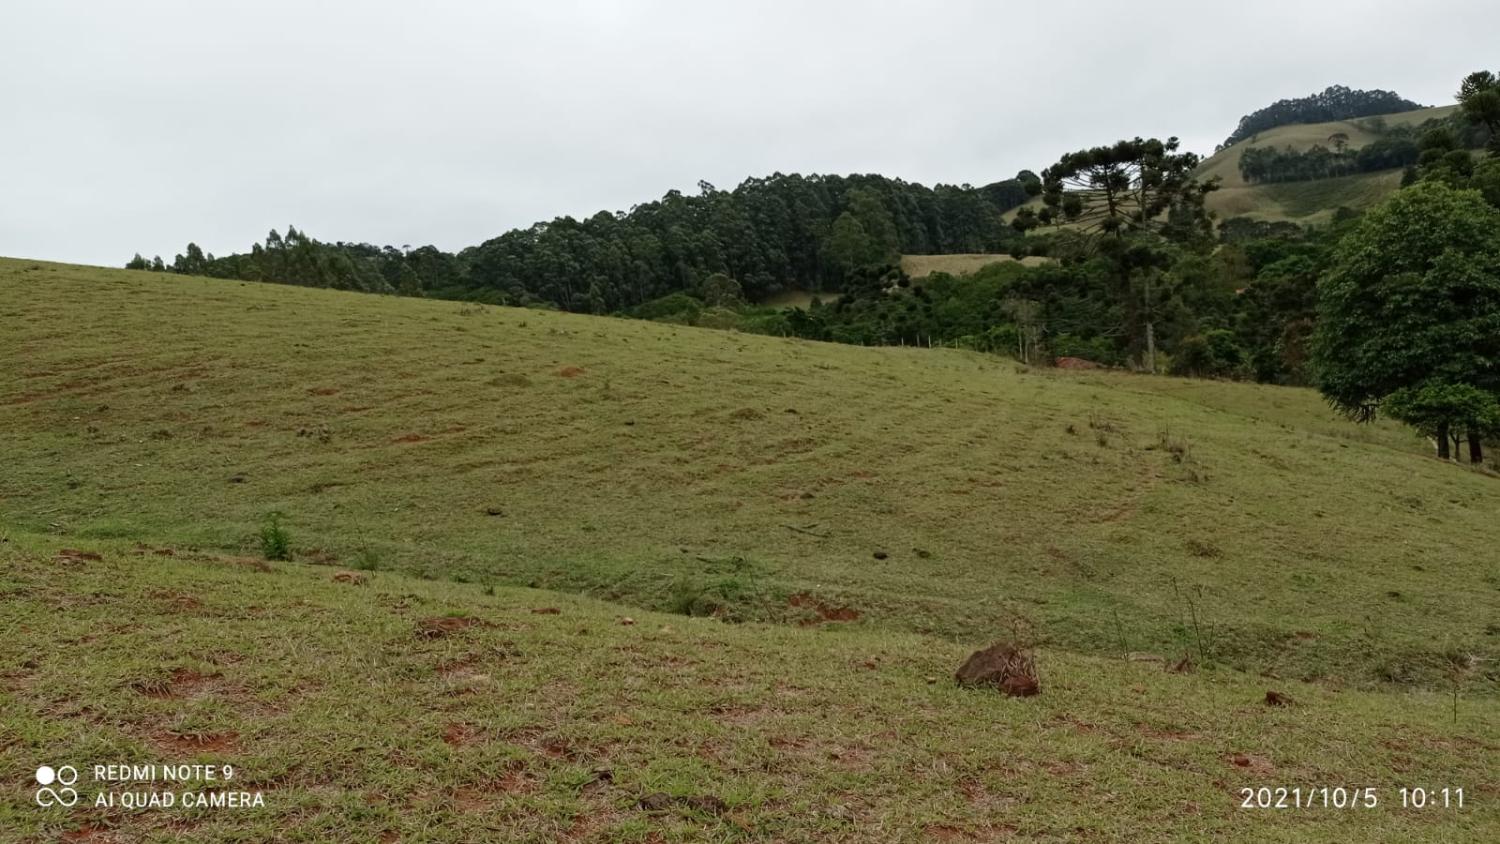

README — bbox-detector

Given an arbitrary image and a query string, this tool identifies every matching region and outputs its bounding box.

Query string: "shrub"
[259,513,291,561]
[353,546,381,571]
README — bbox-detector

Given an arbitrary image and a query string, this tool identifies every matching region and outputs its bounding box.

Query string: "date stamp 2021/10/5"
[1238,786,1465,810]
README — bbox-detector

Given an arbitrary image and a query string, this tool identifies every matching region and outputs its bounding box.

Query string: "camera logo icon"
[34,765,79,807]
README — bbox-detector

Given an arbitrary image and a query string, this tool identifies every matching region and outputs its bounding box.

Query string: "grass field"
[2,257,1498,840]
[899,255,1048,278]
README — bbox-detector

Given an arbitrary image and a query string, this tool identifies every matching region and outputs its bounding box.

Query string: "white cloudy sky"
[2,0,1495,265]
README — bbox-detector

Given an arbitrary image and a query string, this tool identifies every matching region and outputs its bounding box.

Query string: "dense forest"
[1217,85,1423,151]
[127,173,1035,310]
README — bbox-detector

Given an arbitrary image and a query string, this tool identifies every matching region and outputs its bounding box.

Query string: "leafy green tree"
[172,242,209,275]
[845,188,900,260]
[1383,382,1499,461]
[124,253,148,270]
[1457,70,1500,156]
[1311,181,1500,461]
[1013,138,1218,370]
[823,212,881,275]
[1016,137,1219,244]
[1471,158,1500,209]
[700,272,744,307]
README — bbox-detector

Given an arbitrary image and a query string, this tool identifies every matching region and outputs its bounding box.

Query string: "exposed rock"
[955,642,1039,697]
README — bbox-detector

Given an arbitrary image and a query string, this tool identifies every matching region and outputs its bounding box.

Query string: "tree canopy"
[1311,181,1500,460]
[1218,85,1423,151]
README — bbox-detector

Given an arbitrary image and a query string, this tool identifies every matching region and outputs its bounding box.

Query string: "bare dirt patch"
[416,616,484,638]
[558,366,586,378]
[392,433,431,444]
[131,667,214,699]
[1055,356,1103,370]
[442,722,480,747]
[787,592,860,624]
[1228,753,1275,774]
[153,730,240,753]
[55,549,102,563]
[147,588,204,612]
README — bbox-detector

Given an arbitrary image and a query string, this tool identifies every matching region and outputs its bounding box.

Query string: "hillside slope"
[3,257,1498,840]
[3,257,1498,694]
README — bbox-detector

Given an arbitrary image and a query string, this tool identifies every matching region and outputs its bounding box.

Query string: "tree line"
[1218,84,1423,151]
[128,173,1036,309]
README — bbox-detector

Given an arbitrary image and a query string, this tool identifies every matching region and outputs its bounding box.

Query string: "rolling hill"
[1002,105,1459,230]
[1196,105,1458,224]
[2,257,1498,841]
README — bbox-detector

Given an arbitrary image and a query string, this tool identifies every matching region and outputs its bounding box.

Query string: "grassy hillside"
[3,256,1497,691]
[2,257,1498,839]
[900,254,1047,278]
[1196,105,1456,223]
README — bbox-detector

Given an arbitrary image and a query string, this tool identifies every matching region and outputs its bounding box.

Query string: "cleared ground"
[1,257,1497,840]
[900,254,1047,278]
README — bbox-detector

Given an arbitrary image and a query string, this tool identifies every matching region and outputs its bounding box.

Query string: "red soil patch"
[331,571,369,585]
[416,616,484,638]
[223,556,275,573]
[1228,753,1275,774]
[787,592,860,624]
[131,667,213,699]
[307,387,340,396]
[924,825,978,841]
[392,433,431,444]
[558,366,586,378]
[441,723,479,747]
[147,588,204,612]
[55,548,102,563]
[154,730,240,753]
[435,655,479,676]
[1055,356,1103,370]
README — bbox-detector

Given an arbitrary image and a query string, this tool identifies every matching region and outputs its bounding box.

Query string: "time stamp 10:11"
[1239,787,1465,810]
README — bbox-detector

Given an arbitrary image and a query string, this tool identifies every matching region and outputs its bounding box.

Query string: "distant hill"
[1198,105,1458,224]
[1217,85,1425,151]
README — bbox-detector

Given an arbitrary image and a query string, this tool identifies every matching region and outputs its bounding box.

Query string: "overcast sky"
[3,1,1496,266]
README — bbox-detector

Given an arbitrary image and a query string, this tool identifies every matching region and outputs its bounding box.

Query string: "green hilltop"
[1198,105,1460,224]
